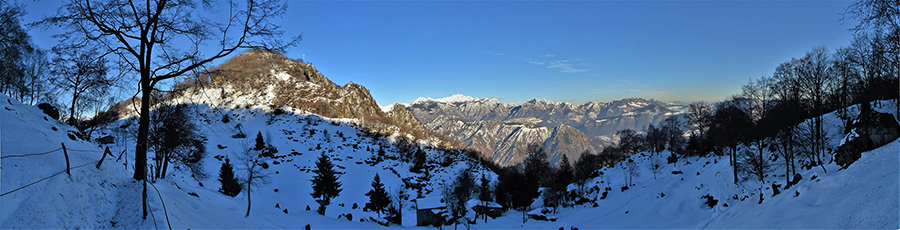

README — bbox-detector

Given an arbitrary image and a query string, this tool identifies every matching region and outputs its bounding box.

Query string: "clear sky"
[20,0,857,105]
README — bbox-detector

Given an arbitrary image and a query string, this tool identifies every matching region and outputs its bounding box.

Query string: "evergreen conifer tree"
[556,154,574,188]
[311,152,342,215]
[412,148,426,172]
[254,131,265,151]
[218,158,241,197]
[478,174,493,223]
[364,173,390,218]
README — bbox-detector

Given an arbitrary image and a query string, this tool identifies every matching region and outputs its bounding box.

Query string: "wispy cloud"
[488,51,591,74]
[481,50,506,56]
[529,58,589,73]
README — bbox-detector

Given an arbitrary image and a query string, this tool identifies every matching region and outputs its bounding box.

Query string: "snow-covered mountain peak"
[412,94,483,104]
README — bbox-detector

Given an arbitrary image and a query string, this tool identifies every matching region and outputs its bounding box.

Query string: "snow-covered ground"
[2,93,897,229]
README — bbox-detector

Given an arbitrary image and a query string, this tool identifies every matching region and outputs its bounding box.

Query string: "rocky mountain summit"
[408,95,686,166]
[164,49,436,142]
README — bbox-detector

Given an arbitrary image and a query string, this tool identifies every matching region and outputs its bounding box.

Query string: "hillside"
[166,49,437,143]
[2,93,897,229]
[0,92,489,228]
[479,100,899,229]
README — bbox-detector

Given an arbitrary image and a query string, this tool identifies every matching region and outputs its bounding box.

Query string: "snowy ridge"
[412,94,481,104]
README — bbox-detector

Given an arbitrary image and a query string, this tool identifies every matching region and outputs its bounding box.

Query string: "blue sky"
[20,0,856,105]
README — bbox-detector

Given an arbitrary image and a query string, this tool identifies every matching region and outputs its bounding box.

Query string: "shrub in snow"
[772,183,781,197]
[701,194,718,208]
[667,152,678,164]
[232,124,247,138]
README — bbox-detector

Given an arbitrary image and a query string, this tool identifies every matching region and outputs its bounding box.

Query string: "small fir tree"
[218,158,241,197]
[556,154,574,187]
[364,173,390,218]
[311,152,342,215]
[254,131,265,151]
[413,148,426,170]
[478,174,493,223]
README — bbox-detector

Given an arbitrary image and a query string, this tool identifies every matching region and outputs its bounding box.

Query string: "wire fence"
[0,143,106,197]
[0,161,95,197]
[2,140,173,230]
[0,147,64,159]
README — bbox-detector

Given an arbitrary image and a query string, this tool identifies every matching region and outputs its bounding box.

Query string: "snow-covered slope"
[1,93,491,229]
[2,92,897,229]
[477,100,899,229]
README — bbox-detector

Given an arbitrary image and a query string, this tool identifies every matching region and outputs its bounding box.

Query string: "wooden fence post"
[61,143,70,176]
[96,146,110,169]
[116,149,125,162]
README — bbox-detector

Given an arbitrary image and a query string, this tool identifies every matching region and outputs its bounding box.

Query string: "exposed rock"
[37,103,60,120]
[96,135,115,144]
[835,108,900,168]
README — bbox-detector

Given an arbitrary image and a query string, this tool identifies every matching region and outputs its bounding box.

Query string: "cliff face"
[168,49,435,141]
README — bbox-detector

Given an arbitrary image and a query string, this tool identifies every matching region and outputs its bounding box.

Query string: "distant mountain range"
[406,95,687,167]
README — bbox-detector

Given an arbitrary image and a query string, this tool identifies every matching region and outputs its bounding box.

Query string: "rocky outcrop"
[836,108,900,168]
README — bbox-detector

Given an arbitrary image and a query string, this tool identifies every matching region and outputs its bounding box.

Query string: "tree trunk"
[161,152,169,178]
[135,82,151,180]
[155,157,162,178]
[731,146,738,184]
[69,91,78,126]
[522,209,526,224]
[246,170,253,217]
[136,80,152,220]
[757,141,764,182]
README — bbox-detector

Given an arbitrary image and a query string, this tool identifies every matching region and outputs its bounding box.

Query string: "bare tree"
[36,1,298,218]
[15,48,51,105]
[36,0,299,181]
[797,46,836,172]
[0,0,30,95]
[49,45,113,126]
[687,102,713,155]
[235,141,269,217]
[845,0,899,115]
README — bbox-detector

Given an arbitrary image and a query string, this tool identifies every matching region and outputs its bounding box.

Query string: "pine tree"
[364,173,390,218]
[254,131,265,151]
[218,158,241,197]
[556,154,574,187]
[478,174,493,223]
[413,148,427,172]
[310,152,342,215]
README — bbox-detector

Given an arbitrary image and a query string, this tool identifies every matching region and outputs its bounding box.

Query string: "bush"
[701,194,718,208]
[667,153,678,164]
